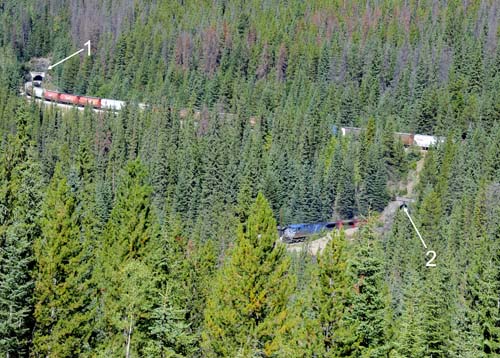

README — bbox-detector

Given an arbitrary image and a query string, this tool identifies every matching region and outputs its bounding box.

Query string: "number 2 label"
[425,250,437,267]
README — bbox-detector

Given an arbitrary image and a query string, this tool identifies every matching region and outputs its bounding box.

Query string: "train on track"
[339,126,443,150]
[25,82,136,111]
[278,219,362,243]
[25,82,444,151]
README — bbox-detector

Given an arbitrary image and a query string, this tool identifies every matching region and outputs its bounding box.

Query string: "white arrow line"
[403,207,428,249]
[84,40,91,56]
[48,40,91,70]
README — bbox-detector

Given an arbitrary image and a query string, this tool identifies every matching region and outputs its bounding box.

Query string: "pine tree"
[0,110,42,357]
[394,274,426,358]
[313,230,357,356]
[94,160,159,356]
[202,193,294,357]
[349,222,391,357]
[336,142,357,219]
[145,214,197,356]
[33,164,91,356]
[60,55,80,93]
[359,146,389,215]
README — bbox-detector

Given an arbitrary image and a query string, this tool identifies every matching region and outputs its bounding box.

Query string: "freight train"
[278,219,362,243]
[25,82,135,111]
[339,126,443,150]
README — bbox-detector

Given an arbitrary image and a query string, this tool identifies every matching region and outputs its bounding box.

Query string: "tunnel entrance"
[30,71,46,86]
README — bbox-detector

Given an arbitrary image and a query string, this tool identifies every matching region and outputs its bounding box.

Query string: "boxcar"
[101,98,126,110]
[78,96,101,108]
[44,90,60,102]
[60,93,80,105]
[396,132,414,146]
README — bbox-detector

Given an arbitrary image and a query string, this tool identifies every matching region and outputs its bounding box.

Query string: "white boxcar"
[414,134,439,148]
[102,98,126,110]
[33,87,44,98]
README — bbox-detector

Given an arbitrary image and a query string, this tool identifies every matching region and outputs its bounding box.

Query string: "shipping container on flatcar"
[78,96,101,108]
[414,134,439,149]
[44,90,60,102]
[59,93,80,105]
[341,127,363,136]
[101,98,126,110]
[33,87,44,98]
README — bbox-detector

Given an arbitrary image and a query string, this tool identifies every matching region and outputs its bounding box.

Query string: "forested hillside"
[0,0,499,357]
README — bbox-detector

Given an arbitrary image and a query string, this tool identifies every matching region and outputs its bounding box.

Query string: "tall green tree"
[202,193,294,357]
[349,223,391,357]
[313,229,357,356]
[94,160,159,356]
[33,164,91,356]
[0,110,42,357]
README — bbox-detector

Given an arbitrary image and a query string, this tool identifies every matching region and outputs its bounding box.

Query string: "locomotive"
[278,219,362,243]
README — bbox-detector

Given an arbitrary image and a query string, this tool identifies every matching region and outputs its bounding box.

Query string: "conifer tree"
[95,160,159,356]
[359,146,389,215]
[33,164,91,356]
[313,230,357,356]
[349,223,391,357]
[393,273,426,358]
[0,110,42,357]
[202,193,294,357]
[336,143,357,219]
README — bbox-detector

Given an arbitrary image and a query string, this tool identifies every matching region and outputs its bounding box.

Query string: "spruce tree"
[33,164,91,356]
[349,223,391,357]
[313,230,357,356]
[94,160,159,356]
[336,142,357,219]
[359,146,389,215]
[0,110,42,357]
[202,193,294,357]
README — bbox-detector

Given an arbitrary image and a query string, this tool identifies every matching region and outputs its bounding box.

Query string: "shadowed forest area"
[0,0,500,356]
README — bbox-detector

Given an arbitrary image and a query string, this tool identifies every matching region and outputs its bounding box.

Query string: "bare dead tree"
[325,14,337,42]
[201,26,220,75]
[439,46,453,83]
[256,43,271,80]
[247,26,257,48]
[276,43,288,82]
[391,42,410,88]
[222,21,233,50]
[175,31,193,71]
[486,1,498,55]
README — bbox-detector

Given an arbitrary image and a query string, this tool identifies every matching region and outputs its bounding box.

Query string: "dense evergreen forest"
[0,0,499,356]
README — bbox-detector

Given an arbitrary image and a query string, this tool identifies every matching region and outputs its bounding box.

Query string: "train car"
[279,219,365,243]
[279,222,337,243]
[44,90,60,102]
[78,96,101,108]
[396,132,414,146]
[59,93,80,105]
[414,134,440,149]
[102,98,126,110]
[341,127,363,137]
[33,87,44,98]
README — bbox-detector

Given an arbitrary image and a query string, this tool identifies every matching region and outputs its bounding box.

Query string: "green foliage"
[349,222,391,357]
[314,230,357,356]
[0,109,41,356]
[33,164,92,356]
[94,160,160,356]
[202,193,294,357]
[0,0,499,355]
